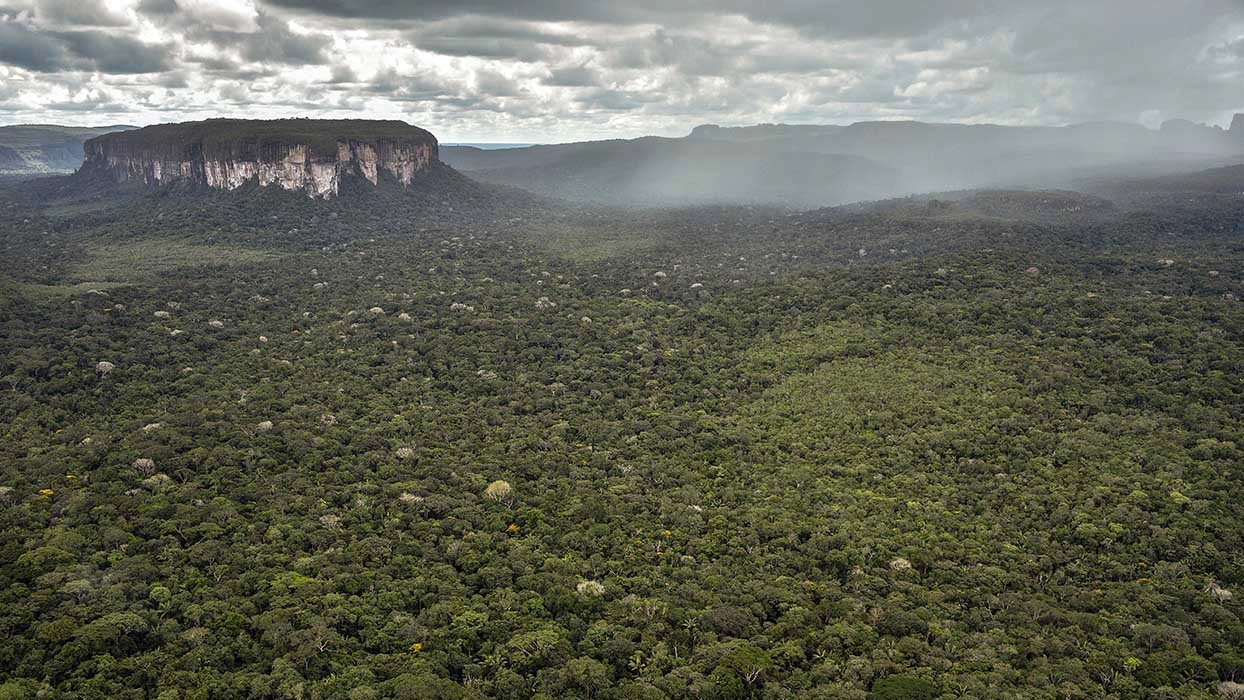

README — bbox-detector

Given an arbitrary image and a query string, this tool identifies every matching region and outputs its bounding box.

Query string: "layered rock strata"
[81,119,439,198]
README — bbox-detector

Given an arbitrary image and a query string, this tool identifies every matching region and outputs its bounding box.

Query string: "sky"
[0,0,1242,142]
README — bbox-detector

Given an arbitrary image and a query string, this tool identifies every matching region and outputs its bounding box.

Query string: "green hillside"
[0,124,136,174]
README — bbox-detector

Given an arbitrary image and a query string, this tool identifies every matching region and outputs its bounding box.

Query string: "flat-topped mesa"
[80,118,439,198]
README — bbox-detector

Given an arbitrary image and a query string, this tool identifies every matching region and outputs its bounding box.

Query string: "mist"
[440,117,1244,209]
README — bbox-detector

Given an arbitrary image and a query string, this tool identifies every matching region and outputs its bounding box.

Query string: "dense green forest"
[1,173,1243,699]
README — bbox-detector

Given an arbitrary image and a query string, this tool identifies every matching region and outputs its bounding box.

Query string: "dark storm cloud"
[473,70,522,96]
[55,30,171,73]
[365,68,448,102]
[135,0,177,15]
[259,0,640,23]
[135,1,328,65]
[728,0,1000,38]
[155,71,190,87]
[327,63,356,83]
[32,0,131,26]
[0,20,170,73]
[546,65,599,87]
[258,0,995,36]
[0,21,73,71]
[605,29,759,76]
[408,16,591,48]
[404,16,593,62]
[185,53,238,72]
[246,0,1098,40]
[411,35,553,62]
[210,13,331,65]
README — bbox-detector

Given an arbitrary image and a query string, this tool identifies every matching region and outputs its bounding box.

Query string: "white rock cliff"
[80,119,439,199]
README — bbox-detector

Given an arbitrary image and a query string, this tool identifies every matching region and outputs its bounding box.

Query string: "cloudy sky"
[0,0,1242,142]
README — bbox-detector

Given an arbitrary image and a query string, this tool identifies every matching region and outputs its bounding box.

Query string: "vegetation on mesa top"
[85,118,439,157]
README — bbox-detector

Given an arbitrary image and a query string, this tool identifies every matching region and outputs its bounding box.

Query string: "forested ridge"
[1,176,1243,699]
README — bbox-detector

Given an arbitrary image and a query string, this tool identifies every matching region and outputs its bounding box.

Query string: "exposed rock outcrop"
[80,118,439,198]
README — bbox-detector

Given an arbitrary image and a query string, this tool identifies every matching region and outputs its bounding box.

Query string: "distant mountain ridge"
[444,136,901,208]
[685,118,1244,191]
[0,124,136,174]
[688,116,1244,152]
[442,116,1244,208]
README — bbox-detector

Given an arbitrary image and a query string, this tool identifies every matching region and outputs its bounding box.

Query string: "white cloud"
[0,0,1240,142]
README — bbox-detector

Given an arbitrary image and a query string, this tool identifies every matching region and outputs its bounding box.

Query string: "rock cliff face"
[0,145,25,171]
[80,119,438,198]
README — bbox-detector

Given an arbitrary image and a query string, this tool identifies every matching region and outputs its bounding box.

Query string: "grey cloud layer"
[0,0,1241,141]
[0,23,170,73]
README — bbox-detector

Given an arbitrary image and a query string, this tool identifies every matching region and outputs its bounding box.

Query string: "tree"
[869,675,939,700]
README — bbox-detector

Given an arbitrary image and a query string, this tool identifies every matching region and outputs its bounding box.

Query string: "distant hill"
[1115,163,1244,193]
[443,136,901,208]
[687,119,1244,192]
[0,124,136,174]
[443,117,1244,208]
